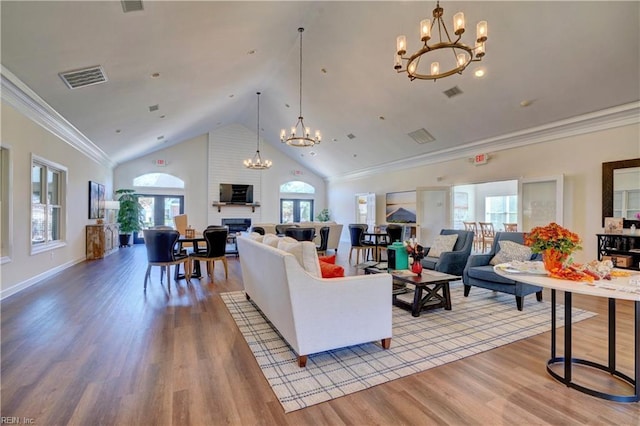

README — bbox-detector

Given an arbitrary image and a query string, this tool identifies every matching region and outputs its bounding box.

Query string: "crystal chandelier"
[280,27,321,147]
[244,92,272,170]
[394,1,488,81]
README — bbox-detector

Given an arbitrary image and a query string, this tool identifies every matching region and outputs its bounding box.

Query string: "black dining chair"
[276,223,298,236]
[142,229,189,291]
[188,227,229,280]
[378,224,404,261]
[316,226,330,256]
[348,224,375,264]
[252,226,266,235]
[285,227,316,242]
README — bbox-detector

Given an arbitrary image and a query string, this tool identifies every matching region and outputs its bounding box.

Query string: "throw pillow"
[277,240,321,278]
[262,234,280,247]
[318,254,336,264]
[248,232,264,242]
[428,234,458,258]
[319,261,345,278]
[490,240,533,265]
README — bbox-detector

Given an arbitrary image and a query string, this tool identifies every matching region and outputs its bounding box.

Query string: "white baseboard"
[1,257,85,300]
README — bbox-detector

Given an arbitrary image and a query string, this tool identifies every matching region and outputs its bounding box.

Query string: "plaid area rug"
[221,282,595,413]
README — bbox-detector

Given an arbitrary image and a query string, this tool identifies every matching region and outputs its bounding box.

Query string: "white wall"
[327,124,640,265]
[114,123,327,231]
[1,102,112,297]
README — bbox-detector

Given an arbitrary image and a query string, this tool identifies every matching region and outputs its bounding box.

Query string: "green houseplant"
[316,208,331,222]
[115,189,144,247]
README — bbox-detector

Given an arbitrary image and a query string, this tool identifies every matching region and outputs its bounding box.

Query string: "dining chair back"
[173,214,193,249]
[316,226,330,256]
[478,222,496,253]
[503,223,518,232]
[188,227,229,280]
[142,229,189,291]
[275,223,299,235]
[252,226,266,235]
[285,227,316,242]
[385,224,403,244]
[348,224,373,264]
[463,221,481,252]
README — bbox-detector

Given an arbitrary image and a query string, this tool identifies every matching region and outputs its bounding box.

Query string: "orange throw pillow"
[319,261,344,278]
[318,254,336,264]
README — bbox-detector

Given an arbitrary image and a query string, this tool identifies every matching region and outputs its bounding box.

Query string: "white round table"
[495,264,640,403]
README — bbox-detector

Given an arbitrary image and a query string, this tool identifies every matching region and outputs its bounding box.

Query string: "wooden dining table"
[174,236,206,279]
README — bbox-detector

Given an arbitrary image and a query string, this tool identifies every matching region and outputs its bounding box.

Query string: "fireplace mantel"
[212,202,261,213]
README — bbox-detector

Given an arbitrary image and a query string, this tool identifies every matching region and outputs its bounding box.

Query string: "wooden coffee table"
[390,270,460,317]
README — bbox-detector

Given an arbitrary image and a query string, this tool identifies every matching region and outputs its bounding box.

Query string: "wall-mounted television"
[220,183,254,204]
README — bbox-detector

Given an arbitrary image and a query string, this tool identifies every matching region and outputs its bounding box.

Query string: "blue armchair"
[420,229,474,276]
[463,232,543,311]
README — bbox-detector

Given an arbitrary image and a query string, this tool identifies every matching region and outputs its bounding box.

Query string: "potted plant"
[316,208,331,222]
[115,189,144,247]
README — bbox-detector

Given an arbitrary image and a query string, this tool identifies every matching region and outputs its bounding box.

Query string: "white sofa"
[251,222,343,253]
[237,235,392,367]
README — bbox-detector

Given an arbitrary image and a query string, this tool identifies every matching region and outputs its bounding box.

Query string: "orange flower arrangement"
[524,222,586,281]
[524,222,582,256]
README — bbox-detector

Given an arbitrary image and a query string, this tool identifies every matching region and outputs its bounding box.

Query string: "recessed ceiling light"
[321,68,327,74]
[151,72,160,78]
[310,151,316,156]
[285,103,290,108]
[474,69,485,78]
[332,138,338,142]
[160,115,166,119]
[157,135,164,140]
[228,94,234,98]
[520,99,534,107]
[247,49,256,55]
[379,116,385,120]
[115,129,121,133]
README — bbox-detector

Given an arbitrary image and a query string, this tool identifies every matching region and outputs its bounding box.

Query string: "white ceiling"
[2,1,639,179]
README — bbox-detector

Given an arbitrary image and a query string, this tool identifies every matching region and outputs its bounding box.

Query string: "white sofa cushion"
[263,233,280,247]
[277,239,322,278]
[248,232,264,242]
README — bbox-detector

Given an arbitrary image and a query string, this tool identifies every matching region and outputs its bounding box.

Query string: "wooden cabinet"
[596,233,640,270]
[86,223,119,259]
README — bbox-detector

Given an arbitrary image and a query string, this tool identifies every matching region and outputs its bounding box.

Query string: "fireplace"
[221,218,252,234]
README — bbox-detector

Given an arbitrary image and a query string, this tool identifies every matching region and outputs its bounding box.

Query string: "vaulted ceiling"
[2,1,639,179]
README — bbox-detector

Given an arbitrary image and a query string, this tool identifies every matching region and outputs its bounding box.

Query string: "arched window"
[280,181,315,194]
[134,173,184,189]
[279,181,315,223]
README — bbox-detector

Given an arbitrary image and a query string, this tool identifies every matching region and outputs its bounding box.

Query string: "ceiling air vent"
[59,66,107,89]
[148,104,159,112]
[347,133,356,140]
[408,128,436,144]
[121,0,144,13]
[443,86,463,98]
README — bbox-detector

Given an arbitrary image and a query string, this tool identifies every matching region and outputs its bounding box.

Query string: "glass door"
[519,175,564,232]
[280,199,314,223]
[133,195,184,243]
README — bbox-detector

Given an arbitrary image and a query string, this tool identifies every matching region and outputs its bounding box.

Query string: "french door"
[280,199,314,223]
[133,194,184,244]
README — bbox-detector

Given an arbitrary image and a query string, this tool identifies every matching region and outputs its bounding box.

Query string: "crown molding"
[1,65,114,168]
[328,101,640,183]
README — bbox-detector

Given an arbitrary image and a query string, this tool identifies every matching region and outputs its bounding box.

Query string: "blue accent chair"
[463,232,543,311]
[420,229,474,277]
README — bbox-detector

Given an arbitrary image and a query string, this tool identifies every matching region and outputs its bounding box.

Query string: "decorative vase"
[411,258,423,275]
[542,249,568,272]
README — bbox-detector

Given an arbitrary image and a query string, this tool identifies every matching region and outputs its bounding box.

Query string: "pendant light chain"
[298,27,303,119]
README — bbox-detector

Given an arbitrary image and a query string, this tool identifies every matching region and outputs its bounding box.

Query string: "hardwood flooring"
[1,244,638,425]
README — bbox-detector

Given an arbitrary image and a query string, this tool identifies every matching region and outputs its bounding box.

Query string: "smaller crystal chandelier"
[244,92,272,170]
[280,27,321,147]
[394,1,487,81]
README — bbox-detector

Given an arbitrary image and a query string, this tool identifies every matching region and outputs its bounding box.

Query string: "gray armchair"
[420,229,474,276]
[463,232,543,311]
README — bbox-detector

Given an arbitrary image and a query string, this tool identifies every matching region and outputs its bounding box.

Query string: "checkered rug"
[221,282,596,413]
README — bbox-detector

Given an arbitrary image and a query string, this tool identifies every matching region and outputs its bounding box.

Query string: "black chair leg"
[536,291,543,302]
[144,265,151,290]
[516,296,524,311]
[463,285,471,297]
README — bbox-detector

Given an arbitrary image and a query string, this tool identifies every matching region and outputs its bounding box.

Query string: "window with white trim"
[31,156,66,252]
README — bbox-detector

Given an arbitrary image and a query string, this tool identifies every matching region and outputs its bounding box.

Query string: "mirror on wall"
[602,158,640,227]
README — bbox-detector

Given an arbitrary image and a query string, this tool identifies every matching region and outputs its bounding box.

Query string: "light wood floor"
[1,243,638,425]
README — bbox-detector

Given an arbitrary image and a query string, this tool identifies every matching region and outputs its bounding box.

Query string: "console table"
[496,267,640,402]
[597,233,640,270]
